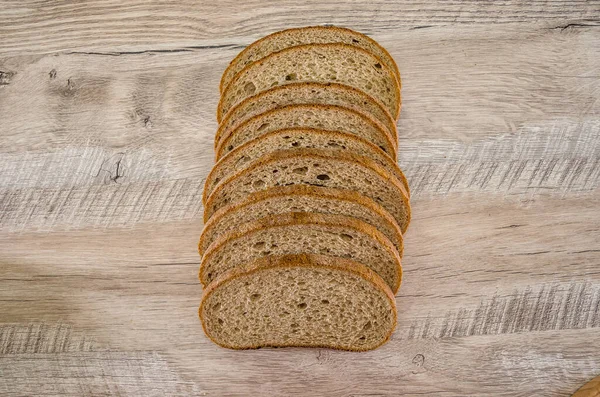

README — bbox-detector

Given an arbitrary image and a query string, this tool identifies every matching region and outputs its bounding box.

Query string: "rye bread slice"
[199,211,402,292]
[215,82,397,149]
[199,253,397,351]
[203,148,411,232]
[204,128,409,205]
[199,184,404,256]
[219,25,401,97]
[217,43,401,121]
[215,104,397,160]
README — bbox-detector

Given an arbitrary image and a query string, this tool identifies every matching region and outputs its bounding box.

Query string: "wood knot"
[96,153,126,184]
[412,353,425,367]
[0,70,15,86]
[53,77,76,97]
[316,349,330,364]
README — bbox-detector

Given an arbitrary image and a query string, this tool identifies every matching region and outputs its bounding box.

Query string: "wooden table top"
[1,1,599,396]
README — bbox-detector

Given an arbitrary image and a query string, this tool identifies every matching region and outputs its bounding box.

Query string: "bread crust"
[217,42,401,121]
[199,253,398,351]
[215,81,398,148]
[571,375,600,396]
[198,184,405,256]
[199,211,403,293]
[203,148,411,231]
[215,103,398,161]
[203,127,409,205]
[219,25,402,98]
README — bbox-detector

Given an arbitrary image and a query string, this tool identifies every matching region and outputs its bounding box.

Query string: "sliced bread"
[204,128,409,205]
[203,148,411,232]
[215,104,397,160]
[198,184,404,256]
[217,43,401,121]
[219,25,401,97]
[199,211,402,292]
[215,82,397,149]
[199,253,397,351]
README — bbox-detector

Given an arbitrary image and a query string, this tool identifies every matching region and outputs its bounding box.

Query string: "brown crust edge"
[199,211,403,293]
[199,183,405,256]
[215,103,398,162]
[203,126,409,205]
[203,147,412,230]
[217,42,401,122]
[219,26,401,97]
[571,374,600,396]
[215,81,398,148]
[198,253,398,352]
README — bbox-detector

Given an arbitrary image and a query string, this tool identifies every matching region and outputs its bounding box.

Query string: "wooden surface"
[1,1,599,396]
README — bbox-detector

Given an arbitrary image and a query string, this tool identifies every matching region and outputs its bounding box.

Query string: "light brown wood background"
[1,1,599,396]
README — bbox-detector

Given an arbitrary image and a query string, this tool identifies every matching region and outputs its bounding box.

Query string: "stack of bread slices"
[199,26,411,351]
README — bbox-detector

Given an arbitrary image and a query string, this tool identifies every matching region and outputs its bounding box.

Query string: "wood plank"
[1,23,598,234]
[0,1,598,56]
[0,331,202,396]
[168,328,600,396]
[1,327,598,396]
[1,194,598,375]
[2,23,598,148]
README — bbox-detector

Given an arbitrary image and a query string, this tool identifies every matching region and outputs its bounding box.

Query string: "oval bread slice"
[199,184,404,256]
[199,211,402,292]
[199,253,397,351]
[217,43,401,121]
[216,104,397,161]
[203,148,411,233]
[215,81,397,149]
[204,127,409,205]
[219,25,401,98]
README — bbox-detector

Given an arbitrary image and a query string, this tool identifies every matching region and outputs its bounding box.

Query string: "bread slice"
[203,148,411,233]
[199,185,404,256]
[199,253,397,351]
[217,43,401,121]
[215,104,397,160]
[219,25,401,97]
[215,82,397,149]
[204,128,409,205]
[199,212,402,292]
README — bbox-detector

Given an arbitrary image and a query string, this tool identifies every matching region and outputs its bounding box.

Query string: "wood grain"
[1,23,598,234]
[0,1,598,56]
[1,2,599,396]
[1,194,599,395]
